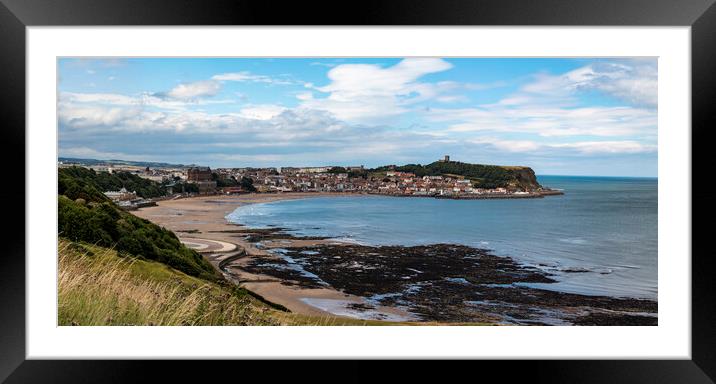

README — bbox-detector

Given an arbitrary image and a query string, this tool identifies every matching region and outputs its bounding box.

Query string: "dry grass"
[57,239,409,326]
[58,239,285,326]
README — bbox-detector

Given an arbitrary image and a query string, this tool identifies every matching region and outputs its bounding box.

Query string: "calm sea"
[227,176,657,299]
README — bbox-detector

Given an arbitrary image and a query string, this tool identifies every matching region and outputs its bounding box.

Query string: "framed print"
[2,0,715,381]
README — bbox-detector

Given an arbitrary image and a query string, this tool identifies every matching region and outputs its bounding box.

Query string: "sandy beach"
[133,193,415,321]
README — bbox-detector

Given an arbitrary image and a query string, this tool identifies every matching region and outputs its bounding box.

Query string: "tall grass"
[58,239,282,326]
[58,239,424,326]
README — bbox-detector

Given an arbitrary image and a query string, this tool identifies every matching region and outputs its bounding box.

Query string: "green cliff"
[373,161,543,190]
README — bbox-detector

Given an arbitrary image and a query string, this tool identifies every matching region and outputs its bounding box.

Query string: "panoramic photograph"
[57,57,657,326]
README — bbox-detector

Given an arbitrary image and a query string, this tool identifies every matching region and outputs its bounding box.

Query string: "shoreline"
[133,192,416,321]
[369,189,564,200]
[133,192,657,325]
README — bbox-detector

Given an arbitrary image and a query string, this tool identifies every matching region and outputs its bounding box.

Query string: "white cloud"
[60,92,137,105]
[59,91,236,113]
[59,101,336,135]
[522,60,657,107]
[309,62,337,68]
[212,71,296,85]
[166,80,221,100]
[420,59,657,158]
[299,58,455,122]
[237,104,287,120]
[425,59,657,139]
[549,140,656,154]
[435,94,469,103]
[58,98,453,166]
[58,104,142,129]
[214,153,286,162]
[60,146,152,161]
[469,138,541,152]
[139,94,235,110]
[212,72,269,82]
[296,92,313,101]
[468,138,656,155]
[432,105,656,137]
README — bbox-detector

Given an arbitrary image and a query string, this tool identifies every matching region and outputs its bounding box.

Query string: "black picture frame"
[1,0,714,381]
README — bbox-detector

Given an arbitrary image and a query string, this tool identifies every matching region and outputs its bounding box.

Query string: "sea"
[226,176,658,300]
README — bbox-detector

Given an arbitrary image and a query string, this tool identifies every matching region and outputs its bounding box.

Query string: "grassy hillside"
[58,167,217,280]
[59,239,280,326]
[58,195,217,280]
[58,239,410,326]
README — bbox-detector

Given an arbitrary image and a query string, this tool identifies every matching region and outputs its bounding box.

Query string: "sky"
[58,57,657,176]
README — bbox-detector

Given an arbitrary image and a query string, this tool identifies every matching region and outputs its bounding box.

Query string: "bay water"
[227,176,657,299]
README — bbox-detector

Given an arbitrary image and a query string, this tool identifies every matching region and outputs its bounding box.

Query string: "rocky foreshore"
[237,231,656,325]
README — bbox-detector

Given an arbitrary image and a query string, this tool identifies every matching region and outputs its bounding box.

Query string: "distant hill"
[372,161,542,190]
[59,157,191,169]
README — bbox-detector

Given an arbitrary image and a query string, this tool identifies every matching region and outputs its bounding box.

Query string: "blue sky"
[58,57,657,176]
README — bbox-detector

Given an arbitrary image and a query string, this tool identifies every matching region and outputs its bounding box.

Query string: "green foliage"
[58,168,109,203]
[348,169,368,179]
[327,166,347,174]
[371,161,540,189]
[58,166,166,200]
[182,182,200,194]
[240,176,256,192]
[58,195,216,280]
[328,166,368,179]
[211,172,240,188]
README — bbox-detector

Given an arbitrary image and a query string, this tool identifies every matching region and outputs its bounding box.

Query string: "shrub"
[58,195,216,280]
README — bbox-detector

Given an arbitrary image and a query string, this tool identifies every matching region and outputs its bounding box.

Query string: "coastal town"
[58,155,563,209]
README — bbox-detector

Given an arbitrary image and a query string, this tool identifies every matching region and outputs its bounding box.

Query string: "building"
[103,187,136,202]
[187,166,212,182]
[89,165,112,173]
[187,166,216,194]
[299,166,331,174]
[140,174,166,183]
[441,155,450,162]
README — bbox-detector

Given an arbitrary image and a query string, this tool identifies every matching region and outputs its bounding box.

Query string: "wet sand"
[133,193,414,321]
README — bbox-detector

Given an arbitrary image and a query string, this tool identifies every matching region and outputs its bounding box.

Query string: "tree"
[59,166,167,199]
[240,177,256,192]
[184,183,199,194]
[212,172,239,188]
[328,166,347,174]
